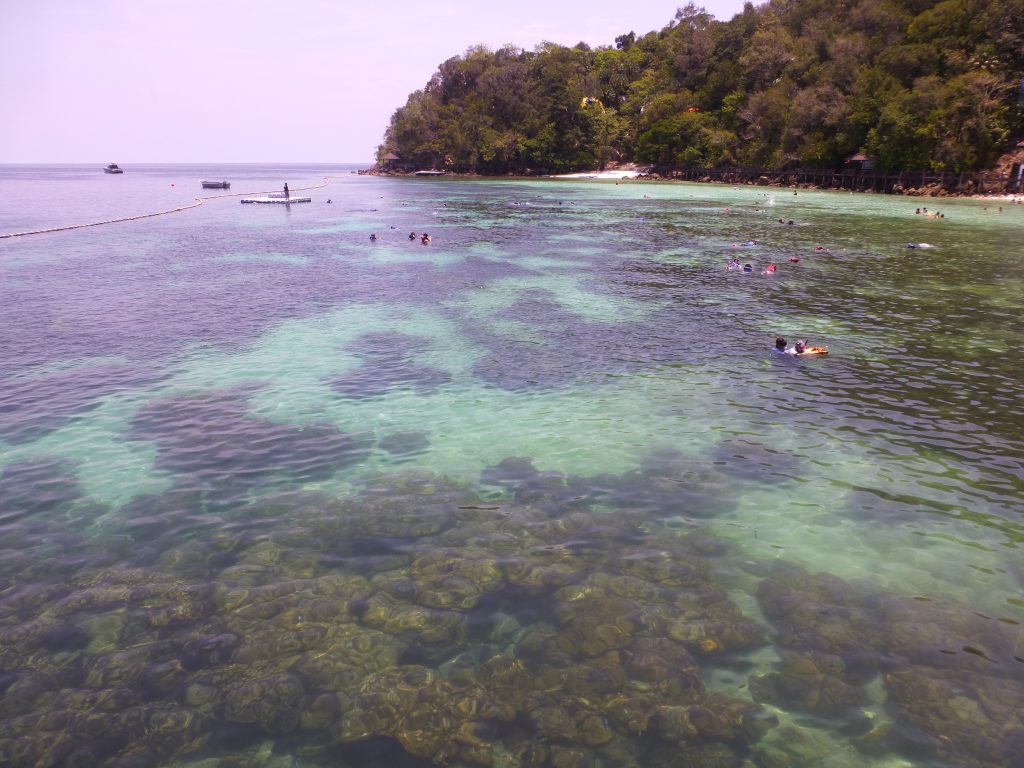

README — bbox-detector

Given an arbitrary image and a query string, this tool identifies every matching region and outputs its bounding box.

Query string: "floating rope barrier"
[0,177,333,239]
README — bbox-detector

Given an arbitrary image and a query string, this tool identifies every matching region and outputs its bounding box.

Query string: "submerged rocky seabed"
[3,169,1024,768]
[2,448,1021,768]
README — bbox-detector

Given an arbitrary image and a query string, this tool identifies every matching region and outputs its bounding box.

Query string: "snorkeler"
[728,258,741,270]
[743,263,753,273]
[762,263,777,274]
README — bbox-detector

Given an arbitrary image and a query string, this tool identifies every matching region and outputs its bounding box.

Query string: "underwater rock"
[0,457,86,526]
[332,364,452,400]
[480,456,589,514]
[877,594,1024,678]
[0,464,792,767]
[113,486,210,543]
[129,388,372,508]
[378,430,431,458]
[755,563,1024,768]
[870,588,1024,768]
[651,693,771,744]
[0,669,61,719]
[356,594,468,651]
[291,624,404,691]
[0,363,165,445]
[571,452,740,519]
[756,564,880,664]
[615,547,711,588]
[224,672,304,733]
[550,596,653,657]
[674,741,742,768]
[748,649,871,716]
[665,614,767,657]
[755,723,868,768]
[180,632,242,671]
[624,637,703,697]
[883,664,1024,768]
[333,331,451,400]
[711,436,806,485]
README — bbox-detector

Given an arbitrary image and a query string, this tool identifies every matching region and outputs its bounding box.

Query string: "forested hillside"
[377,0,1024,175]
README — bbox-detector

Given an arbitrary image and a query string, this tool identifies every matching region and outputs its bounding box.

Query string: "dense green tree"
[377,0,1024,175]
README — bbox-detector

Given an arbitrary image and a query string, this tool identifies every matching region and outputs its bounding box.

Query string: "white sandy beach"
[553,168,642,180]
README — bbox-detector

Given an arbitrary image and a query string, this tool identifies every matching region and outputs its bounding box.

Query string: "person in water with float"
[775,336,828,355]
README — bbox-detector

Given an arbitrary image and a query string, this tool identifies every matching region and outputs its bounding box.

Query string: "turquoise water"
[1,165,1023,768]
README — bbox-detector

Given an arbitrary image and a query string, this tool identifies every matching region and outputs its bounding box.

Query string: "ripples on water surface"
[1,164,1023,768]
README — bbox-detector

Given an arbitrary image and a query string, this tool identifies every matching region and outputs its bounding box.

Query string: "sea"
[1,163,1022,768]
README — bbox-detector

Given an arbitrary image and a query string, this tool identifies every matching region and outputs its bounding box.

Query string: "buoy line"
[0,177,333,239]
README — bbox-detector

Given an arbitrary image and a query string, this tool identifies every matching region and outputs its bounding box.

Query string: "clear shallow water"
[1,165,1023,768]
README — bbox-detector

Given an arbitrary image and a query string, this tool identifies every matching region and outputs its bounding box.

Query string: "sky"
[0,0,751,164]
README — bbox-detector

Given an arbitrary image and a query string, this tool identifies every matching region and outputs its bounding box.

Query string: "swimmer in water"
[743,263,753,273]
[409,231,417,240]
[421,233,431,245]
[775,336,788,352]
[762,263,776,274]
[728,258,741,270]
[369,233,377,242]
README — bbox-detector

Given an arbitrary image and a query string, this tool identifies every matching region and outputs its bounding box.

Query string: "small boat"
[201,180,230,189]
[414,170,446,176]
[103,164,124,174]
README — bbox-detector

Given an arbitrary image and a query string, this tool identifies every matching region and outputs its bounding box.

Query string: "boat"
[201,180,230,189]
[414,170,446,176]
[103,164,124,174]
[239,198,311,207]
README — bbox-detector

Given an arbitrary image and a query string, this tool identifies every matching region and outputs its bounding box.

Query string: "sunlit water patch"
[1,166,1023,768]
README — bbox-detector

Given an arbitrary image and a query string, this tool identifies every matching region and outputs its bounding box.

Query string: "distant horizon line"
[0,160,373,165]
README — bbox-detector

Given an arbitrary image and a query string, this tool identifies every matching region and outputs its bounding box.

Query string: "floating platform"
[201,180,231,189]
[240,196,312,204]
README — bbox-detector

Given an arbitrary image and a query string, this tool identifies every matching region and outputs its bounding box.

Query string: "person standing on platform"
[284,182,290,199]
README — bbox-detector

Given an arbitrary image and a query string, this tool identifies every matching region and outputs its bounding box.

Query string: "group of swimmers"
[369,232,431,244]
[914,207,945,218]
[727,258,778,274]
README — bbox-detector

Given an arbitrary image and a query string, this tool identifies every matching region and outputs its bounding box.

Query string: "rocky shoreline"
[362,166,1024,200]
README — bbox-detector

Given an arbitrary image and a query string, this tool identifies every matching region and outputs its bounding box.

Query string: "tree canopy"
[378,0,1024,174]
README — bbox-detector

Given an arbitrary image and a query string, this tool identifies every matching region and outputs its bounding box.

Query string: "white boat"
[103,164,124,174]
[201,180,230,189]
[240,196,311,204]
[414,170,446,176]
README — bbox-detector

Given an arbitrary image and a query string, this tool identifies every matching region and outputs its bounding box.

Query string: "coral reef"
[0,465,775,767]
[753,564,1024,768]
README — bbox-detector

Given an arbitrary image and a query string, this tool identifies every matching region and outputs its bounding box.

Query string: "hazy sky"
[1,0,750,163]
